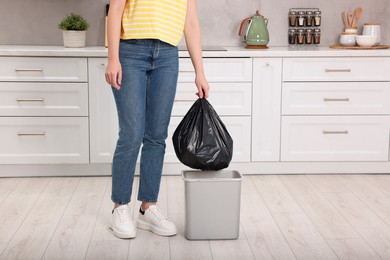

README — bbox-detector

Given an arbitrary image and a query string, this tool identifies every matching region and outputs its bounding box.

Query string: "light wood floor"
[0,174,390,260]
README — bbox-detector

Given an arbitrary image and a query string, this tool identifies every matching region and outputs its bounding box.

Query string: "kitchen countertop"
[0,45,390,58]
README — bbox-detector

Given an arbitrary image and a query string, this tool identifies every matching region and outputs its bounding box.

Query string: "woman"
[105,0,209,239]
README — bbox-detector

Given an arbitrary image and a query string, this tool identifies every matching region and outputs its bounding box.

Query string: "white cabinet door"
[251,58,282,161]
[88,58,118,163]
[166,116,251,163]
[172,83,252,116]
[0,57,88,82]
[0,117,89,164]
[281,116,390,162]
[0,82,88,116]
[283,57,390,82]
[178,58,252,82]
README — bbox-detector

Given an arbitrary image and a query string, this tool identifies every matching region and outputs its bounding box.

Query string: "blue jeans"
[111,39,179,204]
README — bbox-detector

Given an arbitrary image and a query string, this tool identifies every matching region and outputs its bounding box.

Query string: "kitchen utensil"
[342,12,348,27]
[347,12,354,27]
[352,7,363,27]
[363,23,381,45]
[239,10,269,48]
[356,35,377,47]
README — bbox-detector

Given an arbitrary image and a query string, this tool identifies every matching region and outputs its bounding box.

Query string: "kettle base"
[245,45,269,49]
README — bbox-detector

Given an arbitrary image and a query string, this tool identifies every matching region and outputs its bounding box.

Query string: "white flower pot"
[62,30,86,48]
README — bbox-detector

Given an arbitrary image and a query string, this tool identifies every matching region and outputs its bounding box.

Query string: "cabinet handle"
[174,99,196,102]
[17,131,46,136]
[323,98,350,102]
[324,69,351,73]
[322,130,349,135]
[15,68,43,72]
[16,98,45,102]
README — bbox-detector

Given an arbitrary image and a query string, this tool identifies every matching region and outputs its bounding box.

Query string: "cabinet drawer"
[281,116,390,161]
[178,58,252,82]
[283,58,390,82]
[0,57,87,82]
[282,82,390,115]
[172,83,252,116]
[0,117,89,164]
[165,116,251,163]
[0,83,88,116]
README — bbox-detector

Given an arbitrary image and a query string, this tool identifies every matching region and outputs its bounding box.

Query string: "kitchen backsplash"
[0,0,388,46]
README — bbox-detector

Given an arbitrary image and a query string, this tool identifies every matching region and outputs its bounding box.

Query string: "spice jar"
[313,29,321,44]
[306,11,314,26]
[305,29,313,44]
[314,11,321,26]
[288,29,297,44]
[289,11,297,27]
[297,11,306,27]
[297,29,305,44]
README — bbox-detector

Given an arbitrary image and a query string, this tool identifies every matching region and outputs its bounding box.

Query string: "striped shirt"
[121,0,187,46]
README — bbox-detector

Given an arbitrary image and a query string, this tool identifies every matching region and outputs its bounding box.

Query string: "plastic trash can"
[182,170,243,240]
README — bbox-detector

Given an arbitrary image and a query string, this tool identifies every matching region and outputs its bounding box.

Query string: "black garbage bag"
[172,98,233,171]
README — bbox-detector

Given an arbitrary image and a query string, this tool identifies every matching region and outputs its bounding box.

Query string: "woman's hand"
[195,73,209,98]
[105,60,122,90]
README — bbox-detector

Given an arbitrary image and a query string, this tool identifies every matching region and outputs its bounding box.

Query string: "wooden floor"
[0,174,390,260]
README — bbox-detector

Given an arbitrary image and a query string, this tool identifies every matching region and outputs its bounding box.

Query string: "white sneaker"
[111,204,136,239]
[137,205,177,236]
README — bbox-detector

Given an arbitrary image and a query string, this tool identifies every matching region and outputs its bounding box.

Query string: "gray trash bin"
[182,170,243,240]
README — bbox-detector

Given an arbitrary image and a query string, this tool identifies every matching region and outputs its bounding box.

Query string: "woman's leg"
[137,41,179,204]
[111,41,150,205]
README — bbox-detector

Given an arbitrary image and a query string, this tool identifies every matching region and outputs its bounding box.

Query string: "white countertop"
[0,45,390,58]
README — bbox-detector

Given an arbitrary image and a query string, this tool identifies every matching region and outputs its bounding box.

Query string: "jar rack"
[288,8,321,45]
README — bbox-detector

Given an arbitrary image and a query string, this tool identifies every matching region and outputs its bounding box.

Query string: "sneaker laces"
[148,206,168,223]
[115,206,131,225]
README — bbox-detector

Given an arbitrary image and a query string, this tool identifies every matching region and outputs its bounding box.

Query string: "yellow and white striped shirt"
[121,0,187,46]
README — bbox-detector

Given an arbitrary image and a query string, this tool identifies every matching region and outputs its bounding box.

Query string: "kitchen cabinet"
[281,57,390,162]
[0,57,89,164]
[88,57,252,164]
[251,58,282,161]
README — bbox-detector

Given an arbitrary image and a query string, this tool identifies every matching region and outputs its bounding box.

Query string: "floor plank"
[273,213,338,260]
[209,239,255,260]
[324,191,390,259]
[1,177,79,259]
[337,175,390,212]
[0,243,6,255]
[364,175,390,198]
[240,177,296,260]
[280,175,360,239]
[306,175,350,193]
[326,238,382,260]
[85,240,129,260]
[168,213,213,260]
[0,178,20,204]
[252,175,303,213]
[0,178,50,244]
[42,177,108,260]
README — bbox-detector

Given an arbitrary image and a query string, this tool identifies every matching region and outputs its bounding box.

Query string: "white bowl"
[355,35,377,47]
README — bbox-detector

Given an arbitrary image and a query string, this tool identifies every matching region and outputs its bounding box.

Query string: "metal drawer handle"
[17,98,45,102]
[17,131,46,136]
[175,99,196,102]
[322,130,349,135]
[15,68,44,72]
[323,98,350,102]
[324,69,352,73]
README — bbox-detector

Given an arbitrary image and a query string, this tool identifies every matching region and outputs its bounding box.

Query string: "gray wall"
[0,0,389,47]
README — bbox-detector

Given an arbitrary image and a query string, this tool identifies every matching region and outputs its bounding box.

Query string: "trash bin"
[182,170,243,240]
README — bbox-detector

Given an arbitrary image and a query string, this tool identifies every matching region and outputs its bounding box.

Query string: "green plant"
[59,13,90,31]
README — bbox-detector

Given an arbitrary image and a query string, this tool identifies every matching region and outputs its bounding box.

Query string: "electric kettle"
[239,10,269,48]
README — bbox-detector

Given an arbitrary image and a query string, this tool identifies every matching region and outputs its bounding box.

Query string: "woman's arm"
[184,0,209,98]
[105,0,126,90]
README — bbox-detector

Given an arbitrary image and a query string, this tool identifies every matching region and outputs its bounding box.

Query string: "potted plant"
[59,13,90,48]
